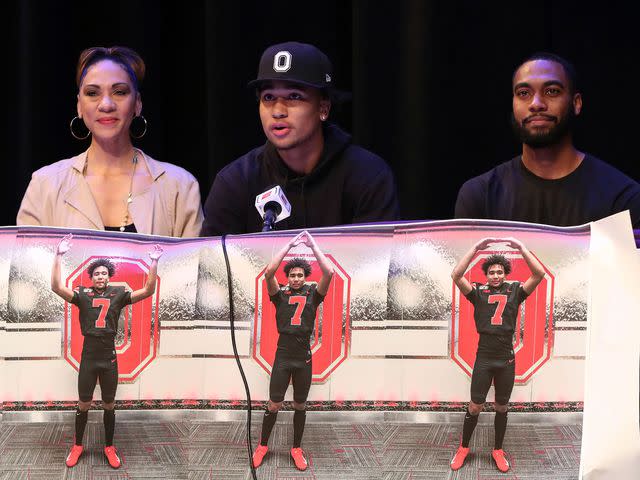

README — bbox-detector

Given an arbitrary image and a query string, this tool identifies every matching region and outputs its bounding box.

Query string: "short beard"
[511,109,574,148]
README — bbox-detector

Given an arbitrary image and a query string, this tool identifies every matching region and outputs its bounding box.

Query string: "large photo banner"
[1,214,639,479]
[1,220,591,406]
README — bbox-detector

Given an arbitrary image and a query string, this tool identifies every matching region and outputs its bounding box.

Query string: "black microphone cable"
[221,234,258,480]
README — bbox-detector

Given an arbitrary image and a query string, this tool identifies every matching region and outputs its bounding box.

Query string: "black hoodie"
[201,124,399,236]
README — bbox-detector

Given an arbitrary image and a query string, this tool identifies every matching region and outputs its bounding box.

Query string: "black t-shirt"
[270,283,325,357]
[464,281,528,358]
[455,155,640,228]
[71,285,132,350]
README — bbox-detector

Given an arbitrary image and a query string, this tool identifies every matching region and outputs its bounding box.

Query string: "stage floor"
[0,411,582,479]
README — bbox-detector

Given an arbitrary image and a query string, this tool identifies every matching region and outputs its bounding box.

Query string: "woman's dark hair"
[76,46,145,91]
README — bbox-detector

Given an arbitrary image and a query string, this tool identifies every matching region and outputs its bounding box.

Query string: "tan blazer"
[17,150,204,237]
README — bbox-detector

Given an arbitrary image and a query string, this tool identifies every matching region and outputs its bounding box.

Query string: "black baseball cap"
[248,41,350,101]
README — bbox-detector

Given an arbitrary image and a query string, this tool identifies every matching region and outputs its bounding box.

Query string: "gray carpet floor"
[0,416,581,480]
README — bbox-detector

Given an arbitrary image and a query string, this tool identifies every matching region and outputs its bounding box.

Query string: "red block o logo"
[451,251,554,383]
[63,256,160,383]
[253,254,351,383]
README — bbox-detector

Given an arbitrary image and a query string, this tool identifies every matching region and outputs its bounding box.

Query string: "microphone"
[255,186,292,232]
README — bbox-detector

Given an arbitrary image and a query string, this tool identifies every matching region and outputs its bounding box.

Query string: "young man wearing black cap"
[201,41,399,236]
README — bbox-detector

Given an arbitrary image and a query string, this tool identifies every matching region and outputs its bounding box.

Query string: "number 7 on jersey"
[92,298,111,328]
[288,296,307,326]
[487,294,507,326]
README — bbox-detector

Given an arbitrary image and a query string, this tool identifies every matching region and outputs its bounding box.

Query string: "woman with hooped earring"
[17,46,203,236]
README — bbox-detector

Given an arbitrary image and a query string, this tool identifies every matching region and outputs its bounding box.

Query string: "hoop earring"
[130,115,147,139]
[69,116,90,140]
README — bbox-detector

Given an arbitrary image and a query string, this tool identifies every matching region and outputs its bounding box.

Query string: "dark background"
[4,1,638,227]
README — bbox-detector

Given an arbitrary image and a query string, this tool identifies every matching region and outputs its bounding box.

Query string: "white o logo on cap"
[273,51,292,72]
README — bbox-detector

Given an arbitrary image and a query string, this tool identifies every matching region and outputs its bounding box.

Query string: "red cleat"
[65,444,83,467]
[492,448,510,472]
[290,447,308,471]
[450,445,470,470]
[252,444,269,468]
[104,445,121,469]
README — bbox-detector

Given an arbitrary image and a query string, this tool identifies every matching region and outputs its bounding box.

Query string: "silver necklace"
[83,151,138,232]
[121,153,138,231]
